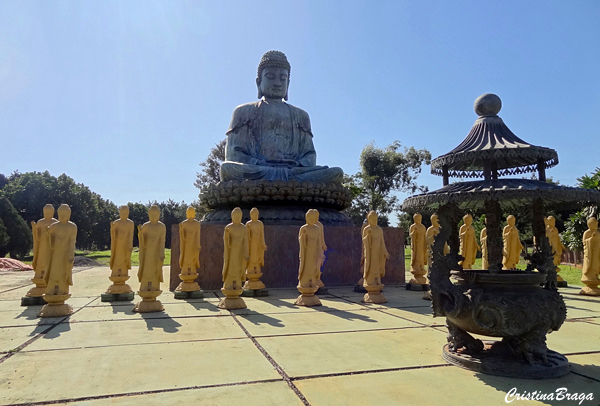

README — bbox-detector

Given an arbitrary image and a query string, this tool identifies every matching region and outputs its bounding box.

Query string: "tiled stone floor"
[0,267,598,405]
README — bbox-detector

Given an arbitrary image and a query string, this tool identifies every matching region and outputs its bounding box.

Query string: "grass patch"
[75,249,171,266]
[404,247,583,286]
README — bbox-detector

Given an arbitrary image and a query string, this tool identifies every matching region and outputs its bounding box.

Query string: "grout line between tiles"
[230,312,311,406]
[291,363,451,381]
[1,378,284,406]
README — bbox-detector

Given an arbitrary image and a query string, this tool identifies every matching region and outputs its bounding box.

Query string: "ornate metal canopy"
[430,94,558,182]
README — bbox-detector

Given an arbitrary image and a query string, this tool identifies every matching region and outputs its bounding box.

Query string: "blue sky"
[1,1,599,218]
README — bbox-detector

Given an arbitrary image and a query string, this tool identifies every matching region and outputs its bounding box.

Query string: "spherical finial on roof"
[474,93,502,116]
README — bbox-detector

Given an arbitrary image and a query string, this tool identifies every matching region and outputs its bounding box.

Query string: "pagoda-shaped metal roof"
[430,94,559,179]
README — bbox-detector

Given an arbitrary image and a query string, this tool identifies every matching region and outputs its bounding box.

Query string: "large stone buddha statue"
[220,50,343,183]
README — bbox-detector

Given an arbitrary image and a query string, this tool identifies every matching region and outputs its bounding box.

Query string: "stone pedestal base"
[101,292,135,302]
[295,286,321,307]
[408,276,428,285]
[26,282,46,298]
[241,289,269,297]
[106,276,133,295]
[176,281,201,292]
[174,290,205,300]
[218,288,246,309]
[442,343,570,379]
[243,279,266,290]
[21,296,46,306]
[406,283,430,291]
[134,290,164,313]
[579,285,600,296]
[362,284,387,304]
[39,294,73,318]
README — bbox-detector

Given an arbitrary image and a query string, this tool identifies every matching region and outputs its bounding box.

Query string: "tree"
[194,139,226,190]
[344,141,431,226]
[0,194,32,258]
[0,219,10,249]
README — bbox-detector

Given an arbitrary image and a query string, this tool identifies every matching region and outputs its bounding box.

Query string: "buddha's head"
[148,205,160,223]
[57,204,71,222]
[546,216,556,227]
[306,209,318,226]
[250,207,259,221]
[43,204,55,220]
[463,214,473,226]
[507,215,516,226]
[256,50,290,101]
[231,207,243,225]
[119,205,129,220]
[431,214,439,227]
[186,206,196,220]
[588,217,598,231]
[367,211,378,226]
[413,213,422,225]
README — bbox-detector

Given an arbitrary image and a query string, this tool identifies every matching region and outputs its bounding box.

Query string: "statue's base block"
[174,290,204,300]
[442,343,570,379]
[133,300,164,313]
[38,303,73,318]
[579,286,600,296]
[21,296,46,306]
[362,292,387,304]
[106,284,133,295]
[354,285,367,293]
[241,289,269,297]
[294,294,321,307]
[556,281,568,288]
[218,297,247,310]
[406,283,430,291]
[101,292,135,302]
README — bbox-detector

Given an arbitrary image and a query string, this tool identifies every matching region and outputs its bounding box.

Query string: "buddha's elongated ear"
[256,77,263,99]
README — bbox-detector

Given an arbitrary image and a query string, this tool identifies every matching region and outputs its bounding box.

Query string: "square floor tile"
[257,327,448,378]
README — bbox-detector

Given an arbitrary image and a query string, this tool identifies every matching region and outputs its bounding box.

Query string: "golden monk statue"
[502,215,524,270]
[244,207,267,291]
[219,207,248,309]
[459,214,480,270]
[39,204,77,317]
[134,205,165,313]
[219,50,343,183]
[362,211,389,303]
[295,209,323,306]
[480,222,488,270]
[105,205,134,296]
[581,217,600,296]
[28,204,58,298]
[545,216,567,284]
[409,213,428,284]
[177,207,202,293]
[315,212,327,289]
[426,213,450,272]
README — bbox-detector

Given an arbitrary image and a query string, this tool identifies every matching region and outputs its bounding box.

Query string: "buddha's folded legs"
[220,162,343,183]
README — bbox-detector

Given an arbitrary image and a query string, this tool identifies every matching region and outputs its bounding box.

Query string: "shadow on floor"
[141,313,182,333]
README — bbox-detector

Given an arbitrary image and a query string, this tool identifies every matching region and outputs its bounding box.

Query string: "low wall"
[170,224,405,291]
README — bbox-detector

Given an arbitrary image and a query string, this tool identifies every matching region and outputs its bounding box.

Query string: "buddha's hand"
[266,158,300,167]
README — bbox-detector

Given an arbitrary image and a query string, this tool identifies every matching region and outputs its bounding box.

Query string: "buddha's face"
[186,207,196,219]
[367,211,378,226]
[413,213,422,224]
[463,214,472,226]
[57,205,71,222]
[306,210,317,226]
[148,206,160,222]
[43,205,54,219]
[588,218,598,232]
[250,208,259,221]
[547,216,555,227]
[431,214,439,227]
[231,209,242,224]
[507,215,516,226]
[258,67,289,100]
[119,206,129,220]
